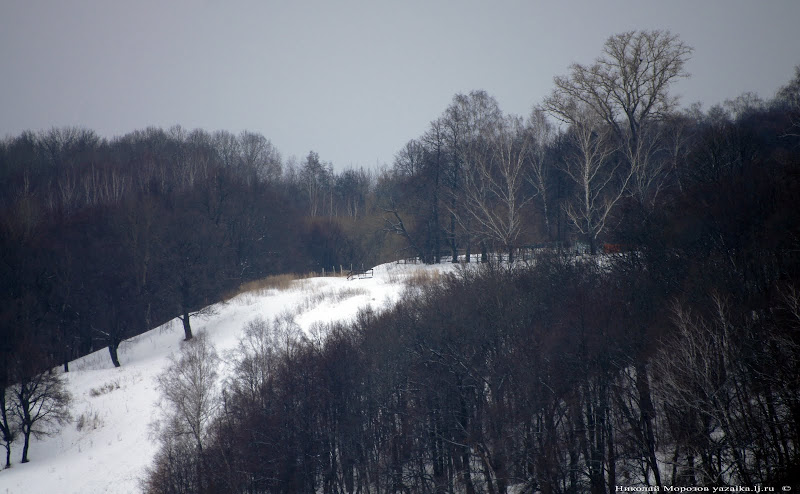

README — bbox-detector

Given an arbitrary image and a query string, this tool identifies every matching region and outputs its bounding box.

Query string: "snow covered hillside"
[0,261,451,494]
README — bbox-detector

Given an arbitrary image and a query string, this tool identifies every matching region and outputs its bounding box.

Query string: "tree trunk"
[463,448,476,494]
[607,416,616,494]
[108,342,121,368]
[20,426,30,463]
[670,445,680,485]
[0,388,11,469]
[450,210,458,263]
[542,192,551,240]
[433,169,441,264]
[181,310,193,340]
[636,364,661,487]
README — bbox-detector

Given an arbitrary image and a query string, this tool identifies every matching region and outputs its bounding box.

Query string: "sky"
[1,0,799,170]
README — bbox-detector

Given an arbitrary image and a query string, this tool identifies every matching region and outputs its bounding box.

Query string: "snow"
[0,260,455,494]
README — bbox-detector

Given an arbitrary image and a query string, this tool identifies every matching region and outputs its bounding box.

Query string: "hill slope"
[0,261,449,494]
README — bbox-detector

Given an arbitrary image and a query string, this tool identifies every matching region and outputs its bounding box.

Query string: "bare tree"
[227,317,278,408]
[382,202,427,262]
[238,131,282,184]
[652,293,800,486]
[301,151,331,217]
[334,167,372,219]
[0,386,17,468]
[212,130,240,170]
[394,139,426,178]
[227,315,304,409]
[176,306,219,343]
[10,369,71,463]
[662,109,698,194]
[155,333,220,454]
[546,30,693,209]
[460,115,533,262]
[388,119,450,264]
[555,102,625,254]
[723,92,766,121]
[443,90,504,261]
[776,65,800,141]
[146,330,219,494]
[525,107,557,237]
[420,119,448,263]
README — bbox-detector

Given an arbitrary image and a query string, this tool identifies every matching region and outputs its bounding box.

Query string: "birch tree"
[301,151,331,217]
[155,334,220,454]
[460,115,532,262]
[443,90,504,261]
[776,65,800,139]
[556,103,625,255]
[525,107,557,237]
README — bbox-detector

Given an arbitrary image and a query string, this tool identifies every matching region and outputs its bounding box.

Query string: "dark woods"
[0,128,383,407]
[0,126,392,465]
[150,249,800,492]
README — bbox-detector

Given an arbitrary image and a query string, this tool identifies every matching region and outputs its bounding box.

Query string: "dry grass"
[387,267,446,288]
[89,379,120,397]
[75,408,103,432]
[226,273,315,300]
[404,268,443,288]
[240,274,301,293]
[294,286,369,315]
[385,269,402,284]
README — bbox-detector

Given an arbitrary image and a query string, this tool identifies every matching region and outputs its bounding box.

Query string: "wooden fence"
[347,268,374,280]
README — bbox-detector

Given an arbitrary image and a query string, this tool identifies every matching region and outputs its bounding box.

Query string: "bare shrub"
[75,408,103,432]
[89,379,120,397]
[141,431,202,494]
[226,314,306,407]
[653,296,800,485]
[155,333,220,452]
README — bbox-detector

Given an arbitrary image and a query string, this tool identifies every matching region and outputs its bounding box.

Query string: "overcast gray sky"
[2,0,799,170]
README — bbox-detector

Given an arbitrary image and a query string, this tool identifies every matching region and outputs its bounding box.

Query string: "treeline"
[0,126,400,390]
[143,31,800,493]
[382,32,800,265]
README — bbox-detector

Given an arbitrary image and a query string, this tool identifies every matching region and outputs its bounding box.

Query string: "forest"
[2,30,800,492]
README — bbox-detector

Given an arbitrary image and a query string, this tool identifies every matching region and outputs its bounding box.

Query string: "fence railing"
[394,244,596,265]
[347,268,374,280]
